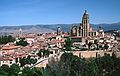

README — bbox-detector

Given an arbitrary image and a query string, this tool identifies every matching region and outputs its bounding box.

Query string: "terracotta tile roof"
[2,46,20,50]
[56,39,64,43]
[13,53,27,58]
[2,57,13,61]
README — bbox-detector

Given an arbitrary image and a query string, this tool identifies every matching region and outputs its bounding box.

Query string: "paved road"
[30,57,49,68]
[30,52,64,68]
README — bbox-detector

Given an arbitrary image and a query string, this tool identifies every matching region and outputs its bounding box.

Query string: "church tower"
[19,28,22,37]
[71,25,77,36]
[57,27,61,35]
[71,10,97,37]
[81,10,90,37]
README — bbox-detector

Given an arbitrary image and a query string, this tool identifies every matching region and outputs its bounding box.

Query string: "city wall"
[71,51,120,58]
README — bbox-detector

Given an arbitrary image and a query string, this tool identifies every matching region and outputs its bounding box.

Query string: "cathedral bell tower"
[82,10,90,37]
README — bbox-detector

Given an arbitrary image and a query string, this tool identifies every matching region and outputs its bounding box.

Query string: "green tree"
[16,38,28,46]
[32,67,43,76]
[0,64,9,73]
[94,39,99,50]
[0,35,15,44]
[0,64,9,76]
[88,42,92,50]
[104,43,109,50]
[21,67,33,76]
[64,38,72,51]
[37,50,42,58]
[30,58,37,64]
[19,57,26,67]
[19,55,37,67]
[87,60,99,76]
[43,50,50,57]
[9,64,20,76]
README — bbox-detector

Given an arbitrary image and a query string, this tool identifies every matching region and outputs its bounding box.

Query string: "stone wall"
[71,51,120,58]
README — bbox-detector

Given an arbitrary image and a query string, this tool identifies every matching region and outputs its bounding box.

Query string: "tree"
[88,42,92,50]
[32,67,43,76]
[94,39,99,50]
[0,35,15,44]
[21,67,33,76]
[100,53,114,75]
[37,49,50,58]
[0,64,9,76]
[26,55,31,65]
[64,38,72,51]
[9,64,20,76]
[87,60,99,76]
[8,35,15,42]
[16,38,28,46]
[19,55,37,67]
[30,58,37,64]
[0,64,9,73]
[104,43,109,50]
[99,45,103,50]
[43,50,50,57]
[20,57,26,67]
[37,50,42,58]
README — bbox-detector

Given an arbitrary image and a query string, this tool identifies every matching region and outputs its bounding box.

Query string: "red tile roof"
[2,46,20,50]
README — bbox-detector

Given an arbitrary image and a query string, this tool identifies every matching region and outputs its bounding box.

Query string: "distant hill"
[0,22,120,34]
[0,25,55,34]
[91,22,120,31]
[35,22,120,32]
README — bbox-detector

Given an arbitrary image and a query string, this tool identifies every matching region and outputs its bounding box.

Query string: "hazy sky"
[0,0,120,26]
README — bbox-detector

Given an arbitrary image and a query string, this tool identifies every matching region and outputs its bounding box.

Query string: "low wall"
[71,51,120,58]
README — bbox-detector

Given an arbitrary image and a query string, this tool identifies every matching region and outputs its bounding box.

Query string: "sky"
[0,0,120,26]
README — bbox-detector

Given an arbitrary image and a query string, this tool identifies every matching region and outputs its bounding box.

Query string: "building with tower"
[71,10,104,37]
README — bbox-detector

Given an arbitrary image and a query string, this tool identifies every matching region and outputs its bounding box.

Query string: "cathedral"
[71,10,104,37]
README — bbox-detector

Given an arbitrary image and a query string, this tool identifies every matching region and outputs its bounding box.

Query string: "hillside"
[0,22,120,33]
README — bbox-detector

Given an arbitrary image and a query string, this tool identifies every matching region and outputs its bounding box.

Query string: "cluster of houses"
[0,28,69,66]
[70,10,119,52]
[0,10,119,67]
[0,27,119,67]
